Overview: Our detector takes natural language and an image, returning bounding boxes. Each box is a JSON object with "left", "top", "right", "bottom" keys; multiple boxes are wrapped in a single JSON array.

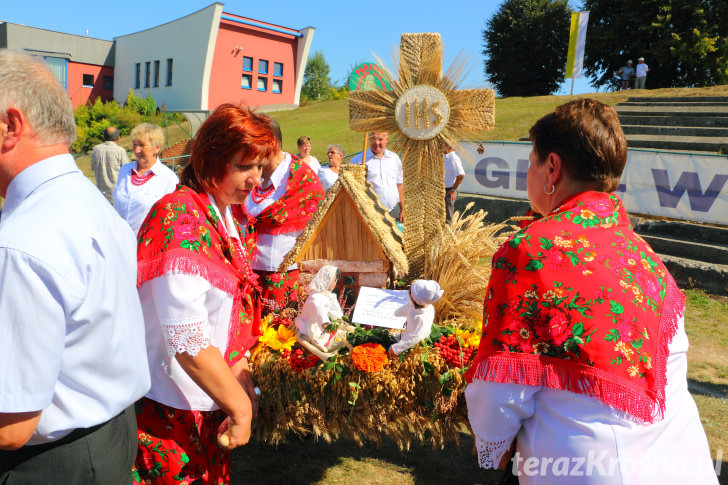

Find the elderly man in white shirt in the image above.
[
  {"left": 350, "top": 132, "right": 404, "bottom": 222},
  {"left": 0, "top": 49, "right": 150, "bottom": 483}
]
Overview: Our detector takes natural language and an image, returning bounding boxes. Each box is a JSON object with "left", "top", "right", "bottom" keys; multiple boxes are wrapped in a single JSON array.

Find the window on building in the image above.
[
  {"left": 145, "top": 62, "right": 151, "bottom": 88},
  {"left": 82, "top": 74, "right": 94, "bottom": 87},
  {"left": 272, "top": 79, "right": 282, "bottom": 94},
  {"left": 273, "top": 62, "right": 283, "bottom": 77},
  {"left": 242, "top": 56, "right": 253, "bottom": 72},
  {"left": 257, "top": 77, "right": 267, "bottom": 91},
  {"left": 241, "top": 74, "right": 252, "bottom": 90},
  {"left": 135, "top": 63, "right": 141, "bottom": 89},
  {"left": 44, "top": 57, "right": 67, "bottom": 89},
  {"left": 166, "top": 58, "right": 173, "bottom": 86},
  {"left": 258, "top": 59, "right": 268, "bottom": 75},
  {"left": 154, "top": 60, "right": 160, "bottom": 87},
  {"left": 102, "top": 76, "right": 113, "bottom": 90}
]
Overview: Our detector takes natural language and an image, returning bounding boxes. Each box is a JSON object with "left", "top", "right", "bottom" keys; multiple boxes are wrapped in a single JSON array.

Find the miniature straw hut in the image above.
[{"left": 278, "top": 164, "right": 408, "bottom": 304}]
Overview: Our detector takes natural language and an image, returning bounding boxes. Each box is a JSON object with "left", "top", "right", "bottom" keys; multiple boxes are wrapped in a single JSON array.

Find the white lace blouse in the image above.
[{"left": 465, "top": 315, "right": 718, "bottom": 484}]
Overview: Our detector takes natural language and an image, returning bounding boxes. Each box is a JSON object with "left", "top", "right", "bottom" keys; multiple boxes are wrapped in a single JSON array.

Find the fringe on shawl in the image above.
[
  {"left": 138, "top": 249, "right": 257, "bottom": 365},
  {"left": 467, "top": 276, "right": 685, "bottom": 424}
]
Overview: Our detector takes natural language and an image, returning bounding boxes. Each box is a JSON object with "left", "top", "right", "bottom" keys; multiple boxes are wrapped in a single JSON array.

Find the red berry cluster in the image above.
[
  {"left": 281, "top": 348, "right": 319, "bottom": 372},
  {"left": 434, "top": 335, "right": 475, "bottom": 368}
]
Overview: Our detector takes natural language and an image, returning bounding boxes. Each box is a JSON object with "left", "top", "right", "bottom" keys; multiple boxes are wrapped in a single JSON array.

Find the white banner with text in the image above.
[{"left": 457, "top": 142, "right": 728, "bottom": 226}]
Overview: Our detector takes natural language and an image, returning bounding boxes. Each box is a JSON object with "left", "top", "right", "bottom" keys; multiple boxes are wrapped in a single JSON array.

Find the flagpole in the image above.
[{"left": 570, "top": 77, "right": 574, "bottom": 96}]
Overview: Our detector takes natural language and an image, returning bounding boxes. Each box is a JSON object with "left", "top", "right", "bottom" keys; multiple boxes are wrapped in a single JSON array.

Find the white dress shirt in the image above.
[
  {"left": 139, "top": 195, "right": 241, "bottom": 411},
  {"left": 0, "top": 154, "right": 150, "bottom": 444},
  {"left": 317, "top": 167, "right": 340, "bottom": 191},
  {"left": 244, "top": 153, "right": 301, "bottom": 272},
  {"left": 444, "top": 151, "right": 465, "bottom": 187},
  {"left": 114, "top": 158, "right": 179, "bottom": 236},
  {"left": 465, "top": 315, "right": 717, "bottom": 484},
  {"left": 390, "top": 301, "right": 435, "bottom": 355},
  {"left": 350, "top": 149, "right": 403, "bottom": 211}
]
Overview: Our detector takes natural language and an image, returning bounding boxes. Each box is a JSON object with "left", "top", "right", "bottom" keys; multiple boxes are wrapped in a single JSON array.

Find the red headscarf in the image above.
[
  {"left": 137, "top": 186, "right": 260, "bottom": 366},
  {"left": 466, "top": 191, "right": 683, "bottom": 423}
]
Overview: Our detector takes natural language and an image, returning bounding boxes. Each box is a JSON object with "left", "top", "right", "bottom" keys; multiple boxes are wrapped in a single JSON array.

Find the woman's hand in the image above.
[
  {"left": 230, "top": 357, "right": 259, "bottom": 420},
  {"left": 216, "top": 414, "right": 251, "bottom": 451}
]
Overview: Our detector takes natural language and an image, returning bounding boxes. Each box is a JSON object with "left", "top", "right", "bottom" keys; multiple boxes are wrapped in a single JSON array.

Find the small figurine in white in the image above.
[
  {"left": 388, "top": 279, "right": 444, "bottom": 356},
  {"left": 295, "top": 265, "right": 349, "bottom": 359}
]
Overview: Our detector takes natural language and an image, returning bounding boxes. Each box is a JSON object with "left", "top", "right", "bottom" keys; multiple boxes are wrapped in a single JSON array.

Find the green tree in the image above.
[
  {"left": 302, "top": 51, "right": 332, "bottom": 101},
  {"left": 483, "top": 0, "right": 572, "bottom": 97},
  {"left": 583, "top": 0, "right": 728, "bottom": 89}
]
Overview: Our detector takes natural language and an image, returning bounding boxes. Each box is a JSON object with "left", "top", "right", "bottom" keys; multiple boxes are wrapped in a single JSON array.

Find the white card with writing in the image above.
[{"left": 351, "top": 287, "right": 409, "bottom": 329}]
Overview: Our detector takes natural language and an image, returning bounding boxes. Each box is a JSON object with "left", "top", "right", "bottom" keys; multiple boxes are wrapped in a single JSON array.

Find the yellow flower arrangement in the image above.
[{"left": 258, "top": 314, "right": 297, "bottom": 352}]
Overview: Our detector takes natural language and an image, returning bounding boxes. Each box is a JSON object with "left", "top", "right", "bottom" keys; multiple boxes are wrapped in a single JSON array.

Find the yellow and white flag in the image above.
[{"left": 565, "top": 11, "right": 589, "bottom": 78}]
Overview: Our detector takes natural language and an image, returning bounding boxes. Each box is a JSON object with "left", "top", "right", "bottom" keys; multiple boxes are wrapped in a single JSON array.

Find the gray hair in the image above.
[
  {"left": 0, "top": 49, "right": 76, "bottom": 147},
  {"left": 327, "top": 143, "right": 344, "bottom": 156},
  {"left": 130, "top": 123, "right": 165, "bottom": 149}
]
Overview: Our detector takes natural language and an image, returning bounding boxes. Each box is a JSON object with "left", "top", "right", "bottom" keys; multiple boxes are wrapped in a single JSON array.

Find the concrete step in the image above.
[
  {"left": 634, "top": 220, "right": 728, "bottom": 245},
  {"left": 639, "top": 234, "right": 728, "bottom": 265},
  {"left": 625, "top": 134, "right": 728, "bottom": 153},
  {"left": 626, "top": 97, "right": 728, "bottom": 103},
  {"left": 618, "top": 115, "right": 728, "bottom": 127},
  {"left": 615, "top": 105, "right": 728, "bottom": 116},
  {"left": 621, "top": 125, "right": 728, "bottom": 137},
  {"left": 658, "top": 254, "right": 728, "bottom": 295},
  {"left": 622, "top": 101, "right": 728, "bottom": 107}
]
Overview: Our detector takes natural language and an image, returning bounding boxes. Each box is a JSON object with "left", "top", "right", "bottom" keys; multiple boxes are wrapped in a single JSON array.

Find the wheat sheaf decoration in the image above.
[{"left": 349, "top": 33, "right": 495, "bottom": 279}]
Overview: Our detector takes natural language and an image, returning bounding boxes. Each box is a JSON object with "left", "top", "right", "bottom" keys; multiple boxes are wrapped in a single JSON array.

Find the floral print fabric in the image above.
[
  {"left": 133, "top": 397, "right": 229, "bottom": 485},
  {"left": 466, "top": 191, "right": 683, "bottom": 423},
  {"left": 137, "top": 186, "right": 260, "bottom": 366}
]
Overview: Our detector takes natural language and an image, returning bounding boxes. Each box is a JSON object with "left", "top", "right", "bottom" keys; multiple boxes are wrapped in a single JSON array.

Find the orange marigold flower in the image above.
[{"left": 351, "top": 343, "right": 389, "bottom": 373}]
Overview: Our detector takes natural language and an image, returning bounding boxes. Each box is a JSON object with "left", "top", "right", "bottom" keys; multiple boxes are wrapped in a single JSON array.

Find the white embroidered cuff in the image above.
[
  {"left": 474, "top": 435, "right": 515, "bottom": 470},
  {"left": 162, "top": 318, "right": 216, "bottom": 358}
]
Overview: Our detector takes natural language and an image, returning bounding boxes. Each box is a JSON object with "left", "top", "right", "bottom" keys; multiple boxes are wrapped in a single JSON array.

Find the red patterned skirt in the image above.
[
  {"left": 133, "top": 397, "right": 229, "bottom": 485},
  {"left": 256, "top": 269, "right": 299, "bottom": 317}
]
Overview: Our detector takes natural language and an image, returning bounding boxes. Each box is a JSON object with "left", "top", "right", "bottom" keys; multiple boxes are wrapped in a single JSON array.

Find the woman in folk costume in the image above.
[
  {"left": 244, "top": 118, "right": 324, "bottom": 316},
  {"left": 465, "top": 99, "right": 717, "bottom": 485},
  {"left": 133, "top": 105, "right": 278, "bottom": 484}
]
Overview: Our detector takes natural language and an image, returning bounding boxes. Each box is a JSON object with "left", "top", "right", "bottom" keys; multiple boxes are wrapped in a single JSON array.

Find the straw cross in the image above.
[{"left": 349, "top": 33, "right": 495, "bottom": 279}]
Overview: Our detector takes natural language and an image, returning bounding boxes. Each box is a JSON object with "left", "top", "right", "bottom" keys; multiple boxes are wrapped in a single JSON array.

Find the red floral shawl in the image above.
[
  {"left": 245, "top": 155, "right": 324, "bottom": 237},
  {"left": 465, "top": 191, "right": 683, "bottom": 423},
  {"left": 137, "top": 186, "right": 260, "bottom": 367}
]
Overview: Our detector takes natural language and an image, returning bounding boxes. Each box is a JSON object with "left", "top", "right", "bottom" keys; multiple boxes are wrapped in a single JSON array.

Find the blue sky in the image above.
[{"left": 2, "top": 1, "right": 594, "bottom": 95}]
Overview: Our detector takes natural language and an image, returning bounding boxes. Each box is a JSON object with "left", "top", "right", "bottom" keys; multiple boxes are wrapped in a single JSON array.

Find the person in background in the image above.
[
  {"left": 245, "top": 119, "right": 324, "bottom": 317},
  {"left": 91, "top": 125, "right": 129, "bottom": 203},
  {"left": 296, "top": 135, "right": 321, "bottom": 173},
  {"left": 635, "top": 57, "right": 649, "bottom": 89},
  {"left": 114, "top": 123, "right": 178, "bottom": 235},
  {"left": 618, "top": 59, "right": 634, "bottom": 90},
  {"left": 444, "top": 143, "right": 465, "bottom": 225},
  {"left": 318, "top": 143, "right": 344, "bottom": 191},
  {"left": 350, "top": 132, "right": 404, "bottom": 222},
  {"left": 133, "top": 104, "right": 276, "bottom": 484},
  {"left": 0, "top": 49, "right": 150, "bottom": 483},
  {"left": 465, "top": 99, "right": 716, "bottom": 484}
]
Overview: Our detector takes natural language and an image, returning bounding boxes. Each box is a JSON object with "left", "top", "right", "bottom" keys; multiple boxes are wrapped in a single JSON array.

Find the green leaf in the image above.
[
  {"left": 610, "top": 300, "right": 624, "bottom": 315},
  {"left": 604, "top": 329, "right": 620, "bottom": 342},
  {"left": 525, "top": 259, "right": 544, "bottom": 271},
  {"left": 572, "top": 322, "right": 584, "bottom": 336},
  {"left": 322, "top": 361, "right": 336, "bottom": 371}
]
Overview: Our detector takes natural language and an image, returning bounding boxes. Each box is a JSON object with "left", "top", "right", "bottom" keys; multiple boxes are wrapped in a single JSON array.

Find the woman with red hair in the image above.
[{"left": 133, "top": 104, "right": 278, "bottom": 484}]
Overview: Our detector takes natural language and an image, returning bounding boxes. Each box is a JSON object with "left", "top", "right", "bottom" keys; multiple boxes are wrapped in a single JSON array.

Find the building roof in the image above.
[
  {"left": 278, "top": 163, "right": 409, "bottom": 275},
  {"left": 160, "top": 138, "right": 194, "bottom": 160}
]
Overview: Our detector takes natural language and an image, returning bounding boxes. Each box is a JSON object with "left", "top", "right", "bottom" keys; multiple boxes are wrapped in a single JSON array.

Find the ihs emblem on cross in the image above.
[{"left": 349, "top": 32, "right": 496, "bottom": 278}]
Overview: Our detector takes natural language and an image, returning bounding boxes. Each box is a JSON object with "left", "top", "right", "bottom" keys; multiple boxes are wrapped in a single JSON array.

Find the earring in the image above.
[{"left": 544, "top": 184, "right": 555, "bottom": 195}]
